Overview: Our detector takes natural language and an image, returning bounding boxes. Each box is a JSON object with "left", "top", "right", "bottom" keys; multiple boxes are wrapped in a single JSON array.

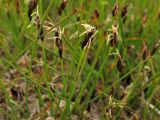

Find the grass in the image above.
[{"left": 0, "top": 0, "right": 160, "bottom": 120}]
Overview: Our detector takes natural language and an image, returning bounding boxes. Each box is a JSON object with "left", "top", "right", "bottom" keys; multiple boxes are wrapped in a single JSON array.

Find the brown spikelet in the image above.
[
  {"left": 110, "top": 34, "right": 118, "bottom": 47},
  {"left": 39, "top": 28, "right": 44, "bottom": 41},
  {"left": 34, "top": 16, "right": 44, "bottom": 41},
  {"left": 58, "top": 0, "right": 68, "bottom": 15},
  {"left": 112, "top": 3, "right": 118, "bottom": 17},
  {"left": 77, "top": 16, "right": 80, "bottom": 21},
  {"left": 72, "top": 8, "right": 78, "bottom": 15},
  {"left": 142, "top": 10, "right": 147, "bottom": 25},
  {"left": 151, "top": 41, "right": 160, "bottom": 56},
  {"left": 91, "top": 9, "right": 99, "bottom": 20},
  {"left": 121, "top": 5, "right": 128, "bottom": 18},
  {"left": 109, "top": 25, "right": 118, "bottom": 47},
  {"left": 55, "top": 31, "right": 63, "bottom": 58},
  {"left": 28, "top": 0, "right": 38, "bottom": 21},
  {"left": 121, "top": 5, "right": 128, "bottom": 23},
  {"left": 15, "top": 0, "right": 20, "bottom": 14},
  {"left": 117, "top": 54, "right": 125, "bottom": 72},
  {"left": 140, "top": 42, "right": 148, "bottom": 60},
  {"left": 11, "top": 88, "right": 24, "bottom": 101},
  {"left": 158, "top": 12, "right": 160, "bottom": 20},
  {"left": 81, "top": 28, "right": 96, "bottom": 49}
]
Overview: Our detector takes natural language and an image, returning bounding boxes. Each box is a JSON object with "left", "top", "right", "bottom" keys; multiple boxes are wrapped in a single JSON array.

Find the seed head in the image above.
[
  {"left": 15, "top": 0, "right": 20, "bottom": 14},
  {"left": 121, "top": 5, "right": 128, "bottom": 18},
  {"left": 112, "top": 3, "right": 118, "bottom": 17},
  {"left": 140, "top": 42, "right": 148, "bottom": 60},
  {"left": 27, "top": 6, "right": 44, "bottom": 41},
  {"left": 151, "top": 40, "right": 160, "bottom": 56},
  {"left": 108, "top": 25, "right": 119, "bottom": 47},
  {"left": 80, "top": 24, "right": 97, "bottom": 49},
  {"left": 91, "top": 9, "right": 99, "bottom": 20},
  {"left": 54, "top": 27, "right": 64, "bottom": 58},
  {"left": 28, "top": 0, "right": 38, "bottom": 21},
  {"left": 58, "top": 0, "right": 68, "bottom": 15}
]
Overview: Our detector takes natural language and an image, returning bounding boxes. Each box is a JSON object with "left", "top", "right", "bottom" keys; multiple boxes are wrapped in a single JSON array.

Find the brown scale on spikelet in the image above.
[
  {"left": 15, "top": 0, "right": 20, "bottom": 14},
  {"left": 117, "top": 54, "right": 125, "bottom": 72},
  {"left": 33, "top": 15, "right": 44, "bottom": 41},
  {"left": 142, "top": 10, "right": 148, "bottom": 25},
  {"left": 158, "top": 12, "right": 160, "bottom": 20},
  {"left": 80, "top": 24, "right": 97, "bottom": 49},
  {"left": 81, "top": 28, "right": 95, "bottom": 49},
  {"left": 54, "top": 28, "right": 64, "bottom": 59},
  {"left": 121, "top": 5, "right": 128, "bottom": 18},
  {"left": 112, "top": 3, "right": 118, "bottom": 17},
  {"left": 108, "top": 25, "right": 119, "bottom": 47},
  {"left": 58, "top": 0, "right": 68, "bottom": 15},
  {"left": 151, "top": 40, "right": 160, "bottom": 56},
  {"left": 121, "top": 5, "right": 128, "bottom": 23},
  {"left": 28, "top": 0, "right": 38, "bottom": 21},
  {"left": 91, "top": 9, "right": 99, "bottom": 20},
  {"left": 27, "top": 8, "right": 44, "bottom": 41},
  {"left": 139, "top": 42, "right": 148, "bottom": 60}
]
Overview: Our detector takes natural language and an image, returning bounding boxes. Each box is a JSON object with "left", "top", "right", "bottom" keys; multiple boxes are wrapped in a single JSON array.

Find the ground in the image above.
[{"left": 0, "top": 0, "right": 160, "bottom": 120}]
